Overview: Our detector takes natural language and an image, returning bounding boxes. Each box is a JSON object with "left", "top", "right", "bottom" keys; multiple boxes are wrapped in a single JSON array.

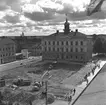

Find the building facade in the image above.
[
  {"left": 0, "top": 38, "right": 16, "bottom": 64},
  {"left": 42, "top": 18, "right": 93, "bottom": 63},
  {"left": 29, "top": 43, "right": 42, "bottom": 56}
]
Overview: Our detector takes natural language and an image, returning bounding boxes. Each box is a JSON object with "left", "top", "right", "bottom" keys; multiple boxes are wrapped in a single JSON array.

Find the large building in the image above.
[
  {"left": 0, "top": 37, "right": 16, "bottom": 64},
  {"left": 42, "top": 18, "right": 93, "bottom": 63}
]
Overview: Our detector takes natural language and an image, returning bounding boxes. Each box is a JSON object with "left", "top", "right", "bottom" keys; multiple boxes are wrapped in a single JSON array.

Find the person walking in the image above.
[
  {"left": 72, "top": 88, "right": 76, "bottom": 96},
  {"left": 84, "top": 74, "right": 88, "bottom": 84},
  {"left": 68, "top": 94, "right": 72, "bottom": 105},
  {"left": 67, "top": 91, "right": 72, "bottom": 105}
]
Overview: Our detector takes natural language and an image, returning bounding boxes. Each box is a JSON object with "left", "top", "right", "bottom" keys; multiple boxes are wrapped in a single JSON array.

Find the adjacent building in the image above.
[
  {"left": 29, "top": 43, "right": 42, "bottom": 56},
  {"left": 42, "top": 18, "right": 93, "bottom": 63},
  {"left": 0, "top": 37, "right": 16, "bottom": 64}
]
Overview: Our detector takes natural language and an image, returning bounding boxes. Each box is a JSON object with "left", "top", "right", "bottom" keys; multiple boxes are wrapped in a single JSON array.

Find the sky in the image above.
[{"left": 0, "top": 0, "right": 106, "bottom": 36}]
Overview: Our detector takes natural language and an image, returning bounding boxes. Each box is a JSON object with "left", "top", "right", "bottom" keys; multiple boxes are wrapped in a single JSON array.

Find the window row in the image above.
[
  {"left": 0, "top": 53, "right": 14, "bottom": 57},
  {"left": 65, "top": 55, "right": 83, "bottom": 60},
  {"left": 0, "top": 47, "right": 14, "bottom": 52},
  {"left": 45, "top": 54, "right": 83, "bottom": 60},
  {"left": 44, "top": 47, "right": 84, "bottom": 52},
  {"left": 44, "top": 41, "right": 84, "bottom": 46}
]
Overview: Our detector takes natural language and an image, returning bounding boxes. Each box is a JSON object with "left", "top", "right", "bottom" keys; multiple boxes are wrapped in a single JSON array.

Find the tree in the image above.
[
  {"left": 102, "top": 40, "right": 106, "bottom": 53},
  {"left": 93, "top": 37, "right": 104, "bottom": 54},
  {"left": 92, "top": 34, "right": 97, "bottom": 42},
  {"left": 0, "top": 91, "right": 3, "bottom": 104}
]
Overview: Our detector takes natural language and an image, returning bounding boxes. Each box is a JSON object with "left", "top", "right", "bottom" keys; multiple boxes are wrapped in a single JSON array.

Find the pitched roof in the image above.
[
  {"left": 0, "top": 38, "right": 15, "bottom": 47},
  {"left": 43, "top": 31, "right": 87, "bottom": 40}
]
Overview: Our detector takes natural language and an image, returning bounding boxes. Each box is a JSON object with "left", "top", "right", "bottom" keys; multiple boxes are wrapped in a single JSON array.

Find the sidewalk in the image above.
[{"left": 50, "top": 60, "right": 106, "bottom": 105}]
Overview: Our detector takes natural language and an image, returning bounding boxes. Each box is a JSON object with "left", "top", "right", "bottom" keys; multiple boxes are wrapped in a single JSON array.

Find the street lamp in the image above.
[
  {"left": 41, "top": 71, "right": 52, "bottom": 105},
  {"left": 45, "top": 75, "right": 52, "bottom": 105}
]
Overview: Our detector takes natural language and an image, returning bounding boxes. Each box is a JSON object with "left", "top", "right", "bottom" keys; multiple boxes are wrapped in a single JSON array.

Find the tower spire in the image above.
[
  {"left": 65, "top": 13, "right": 68, "bottom": 22},
  {"left": 64, "top": 14, "right": 70, "bottom": 34}
]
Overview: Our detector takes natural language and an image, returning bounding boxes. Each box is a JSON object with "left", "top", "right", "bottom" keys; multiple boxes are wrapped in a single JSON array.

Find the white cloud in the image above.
[
  {"left": 0, "top": 12, "right": 5, "bottom": 19},
  {"left": 36, "top": 0, "right": 91, "bottom": 13},
  {"left": 1, "top": 0, "right": 106, "bottom": 36},
  {"left": 37, "top": 0, "right": 63, "bottom": 11},
  {"left": 22, "top": 4, "right": 44, "bottom": 12}
]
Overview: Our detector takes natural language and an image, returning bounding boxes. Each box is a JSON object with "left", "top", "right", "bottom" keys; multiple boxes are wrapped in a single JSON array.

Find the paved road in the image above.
[{"left": 0, "top": 56, "right": 42, "bottom": 72}]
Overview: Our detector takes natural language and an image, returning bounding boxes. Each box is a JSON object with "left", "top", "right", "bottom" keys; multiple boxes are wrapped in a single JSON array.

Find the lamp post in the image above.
[
  {"left": 41, "top": 70, "right": 52, "bottom": 105},
  {"left": 45, "top": 80, "right": 48, "bottom": 105},
  {"left": 45, "top": 75, "right": 52, "bottom": 105}
]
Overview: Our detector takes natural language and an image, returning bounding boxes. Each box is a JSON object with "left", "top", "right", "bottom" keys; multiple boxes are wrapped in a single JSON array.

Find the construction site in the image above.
[{"left": 0, "top": 59, "right": 100, "bottom": 105}]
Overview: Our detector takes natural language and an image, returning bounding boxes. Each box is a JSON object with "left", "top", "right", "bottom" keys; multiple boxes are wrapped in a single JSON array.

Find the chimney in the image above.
[
  {"left": 75, "top": 29, "right": 78, "bottom": 32},
  {"left": 74, "top": 29, "right": 78, "bottom": 36},
  {"left": 56, "top": 30, "right": 59, "bottom": 34}
]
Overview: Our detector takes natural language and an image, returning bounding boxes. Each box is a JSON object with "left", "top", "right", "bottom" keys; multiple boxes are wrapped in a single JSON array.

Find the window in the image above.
[
  {"left": 45, "top": 41, "right": 46, "bottom": 45},
  {"left": 66, "top": 48, "right": 68, "bottom": 52},
  {"left": 70, "top": 55, "right": 72, "bottom": 59},
  {"left": 81, "top": 41, "right": 83, "bottom": 45},
  {"left": 48, "top": 41, "right": 50, "bottom": 45},
  {"left": 81, "top": 48, "right": 83, "bottom": 52},
  {"left": 70, "top": 48, "right": 73, "bottom": 52},
  {"left": 57, "top": 41, "right": 59, "bottom": 45},
  {"left": 61, "top": 54, "right": 64, "bottom": 59},
  {"left": 71, "top": 41, "right": 73, "bottom": 45},
  {"left": 45, "top": 47, "right": 47, "bottom": 51},
  {"left": 66, "top": 41, "right": 68, "bottom": 45},
  {"left": 57, "top": 48, "right": 59, "bottom": 52},
  {"left": 53, "top": 41, "right": 55, "bottom": 45},
  {"left": 53, "top": 47, "right": 55, "bottom": 51},
  {"left": 62, "top": 41, "right": 64, "bottom": 45},
  {"left": 76, "top": 41, "right": 78, "bottom": 45},
  {"left": 76, "top": 48, "right": 78, "bottom": 52},
  {"left": 81, "top": 56, "right": 83, "bottom": 59},
  {"left": 49, "top": 47, "right": 51, "bottom": 51},
  {"left": 76, "top": 56, "right": 78, "bottom": 59}
]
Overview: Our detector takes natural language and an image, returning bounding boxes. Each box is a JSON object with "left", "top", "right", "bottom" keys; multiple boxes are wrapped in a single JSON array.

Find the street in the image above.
[{"left": 0, "top": 56, "right": 42, "bottom": 72}]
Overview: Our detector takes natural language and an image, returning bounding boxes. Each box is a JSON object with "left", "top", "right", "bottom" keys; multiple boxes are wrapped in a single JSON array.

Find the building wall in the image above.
[
  {"left": 42, "top": 36, "right": 92, "bottom": 63},
  {"left": 0, "top": 43, "right": 16, "bottom": 64},
  {"left": 86, "top": 38, "right": 93, "bottom": 61},
  {"left": 29, "top": 45, "right": 42, "bottom": 56}
]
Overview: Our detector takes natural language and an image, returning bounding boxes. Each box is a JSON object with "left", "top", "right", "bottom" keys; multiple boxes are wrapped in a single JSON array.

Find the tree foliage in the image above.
[
  {"left": 93, "top": 37, "right": 105, "bottom": 54},
  {"left": 102, "top": 40, "right": 106, "bottom": 53}
]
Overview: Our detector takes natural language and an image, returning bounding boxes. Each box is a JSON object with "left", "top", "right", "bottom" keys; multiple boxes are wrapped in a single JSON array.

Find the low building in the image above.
[
  {"left": 21, "top": 49, "right": 29, "bottom": 59},
  {"left": 42, "top": 17, "right": 93, "bottom": 63},
  {"left": 0, "top": 38, "right": 16, "bottom": 64},
  {"left": 29, "top": 43, "right": 42, "bottom": 56}
]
